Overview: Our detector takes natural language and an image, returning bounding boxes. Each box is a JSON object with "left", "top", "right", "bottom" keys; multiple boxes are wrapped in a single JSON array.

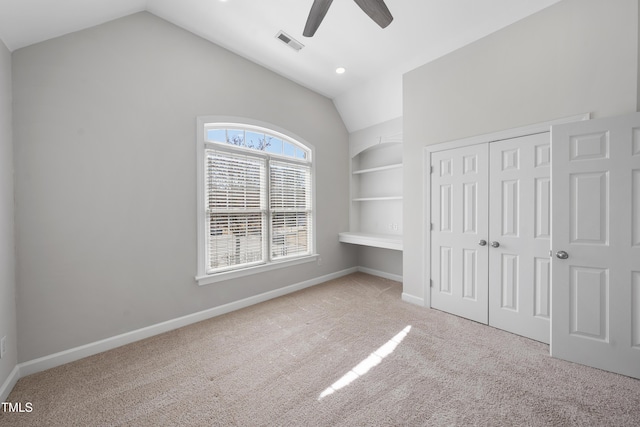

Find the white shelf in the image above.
[
  {"left": 353, "top": 163, "right": 403, "bottom": 175},
  {"left": 338, "top": 232, "right": 403, "bottom": 251},
  {"left": 345, "top": 126, "right": 403, "bottom": 252},
  {"left": 353, "top": 196, "right": 403, "bottom": 202}
]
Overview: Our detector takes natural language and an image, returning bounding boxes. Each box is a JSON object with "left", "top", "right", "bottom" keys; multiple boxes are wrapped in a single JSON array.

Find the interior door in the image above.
[
  {"left": 431, "top": 144, "right": 489, "bottom": 323},
  {"left": 551, "top": 112, "right": 640, "bottom": 379},
  {"left": 489, "top": 133, "right": 551, "bottom": 343}
]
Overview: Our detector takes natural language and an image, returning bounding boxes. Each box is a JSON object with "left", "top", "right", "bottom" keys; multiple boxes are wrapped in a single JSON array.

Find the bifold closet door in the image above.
[
  {"left": 431, "top": 144, "right": 489, "bottom": 324},
  {"left": 488, "top": 133, "right": 551, "bottom": 344}
]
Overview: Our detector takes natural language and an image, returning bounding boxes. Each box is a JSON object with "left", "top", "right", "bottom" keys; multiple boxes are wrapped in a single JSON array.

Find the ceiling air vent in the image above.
[{"left": 276, "top": 31, "right": 304, "bottom": 52}]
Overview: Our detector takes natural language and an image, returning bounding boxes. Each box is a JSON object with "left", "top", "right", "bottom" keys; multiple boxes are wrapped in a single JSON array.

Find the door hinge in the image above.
[
  {"left": 430, "top": 223, "right": 434, "bottom": 231},
  {"left": 430, "top": 279, "right": 434, "bottom": 288},
  {"left": 549, "top": 250, "right": 553, "bottom": 257},
  {"left": 430, "top": 166, "right": 434, "bottom": 174}
]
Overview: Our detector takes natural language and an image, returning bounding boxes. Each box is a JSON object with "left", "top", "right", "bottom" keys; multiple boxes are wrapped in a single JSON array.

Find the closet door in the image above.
[
  {"left": 431, "top": 144, "right": 489, "bottom": 323},
  {"left": 488, "top": 133, "right": 551, "bottom": 343}
]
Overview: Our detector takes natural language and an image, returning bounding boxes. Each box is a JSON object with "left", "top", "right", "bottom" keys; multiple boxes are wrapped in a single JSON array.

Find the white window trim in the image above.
[
  {"left": 196, "top": 116, "right": 318, "bottom": 286},
  {"left": 196, "top": 254, "right": 319, "bottom": 285}
]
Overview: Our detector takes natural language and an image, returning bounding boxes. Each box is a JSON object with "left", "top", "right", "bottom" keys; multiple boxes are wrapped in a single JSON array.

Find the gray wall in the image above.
[
  {"left": 403, "top": 0, "right": 639, "bottom": 302},
  {"left": 358, "top": 246, "right": 402, "bottom": 279},
  {"left": 13, "top": 12, "right": 356, "bottom": 362},
  {"left": 0, "top": 38, "right": 17, "bottom": 387}
]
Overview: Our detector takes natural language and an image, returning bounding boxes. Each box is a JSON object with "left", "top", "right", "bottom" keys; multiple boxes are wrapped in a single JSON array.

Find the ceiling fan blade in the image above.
[
  {"left": 303, "top": 0, "right": 334, "bottom": 37},
  {"left": 352, "top": 0, "right": 393, "bottom": 29}
]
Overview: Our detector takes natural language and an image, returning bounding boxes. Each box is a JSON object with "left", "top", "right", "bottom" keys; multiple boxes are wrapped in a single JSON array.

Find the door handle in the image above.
[
  {"left": 479, "top": 240, "right": 487, "bottom": 246},
  {"left": 556, "top": 250, "right": 569, "bottom": 260},
  {"left": 491, "top": 241, "right": 500, "bottom": 248}
]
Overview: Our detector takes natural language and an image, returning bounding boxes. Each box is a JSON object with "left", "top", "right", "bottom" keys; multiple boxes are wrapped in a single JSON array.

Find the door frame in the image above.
[{"left": 423, "top": 113, "right": 590, "bottom": 309}]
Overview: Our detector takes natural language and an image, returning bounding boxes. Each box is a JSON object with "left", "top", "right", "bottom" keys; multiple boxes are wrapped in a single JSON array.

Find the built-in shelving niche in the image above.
[{"left": 339, "top": 128, "right": 403, "bottom": 251}]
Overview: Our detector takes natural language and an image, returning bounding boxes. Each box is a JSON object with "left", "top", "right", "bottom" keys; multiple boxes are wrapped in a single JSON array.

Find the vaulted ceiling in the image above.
[{"left": 0, "top": 0, "right": 562, "bottom": 131}]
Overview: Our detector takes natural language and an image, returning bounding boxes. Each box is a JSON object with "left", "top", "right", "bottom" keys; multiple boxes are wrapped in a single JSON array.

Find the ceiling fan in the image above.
[{"left": 303, "top": 0, "right": 394, "bottom": 37}]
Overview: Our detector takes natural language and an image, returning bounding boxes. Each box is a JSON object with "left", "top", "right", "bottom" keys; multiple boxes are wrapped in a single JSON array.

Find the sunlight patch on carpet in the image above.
[{"left": 318, "top": 325, "right": 412, "bottom": 400}]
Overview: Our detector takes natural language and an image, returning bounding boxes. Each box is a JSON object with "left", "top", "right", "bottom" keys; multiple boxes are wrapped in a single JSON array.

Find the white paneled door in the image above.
[
  {"left": 489, "top": 133, "right": 551, "bottom": 343},
  {"left": 430, "top": 133, "right": 552, "bottom": 343},
  {"left": 431, "top": 144, "right": 489, "bottom": 324},
  {"left": 551, "top": 112, "right": 640, "bottom": 379}
]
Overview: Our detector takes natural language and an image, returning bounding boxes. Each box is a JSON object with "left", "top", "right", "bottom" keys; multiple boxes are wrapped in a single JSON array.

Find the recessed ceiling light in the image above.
[{"left": 336, "top": 67, "right": 346, "bottom": 74}]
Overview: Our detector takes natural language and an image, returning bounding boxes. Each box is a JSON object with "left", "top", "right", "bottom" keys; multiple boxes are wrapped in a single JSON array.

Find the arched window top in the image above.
[{"left": 204, "top": 123, "right": 311, "bottom": 162}]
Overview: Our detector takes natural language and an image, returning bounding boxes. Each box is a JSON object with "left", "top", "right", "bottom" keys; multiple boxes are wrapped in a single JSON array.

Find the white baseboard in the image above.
[
  {"left": 0, "top": 365, "right": 20, "bottom": 402},
  {"left": 402, "top": 292, "right": 425, "bottom": 307},
  {"left": 18, "top": 267, "right": 359, "bottom": 378},
  {"left": 357, "top": 266, "right": 403, "bottom": 283}
]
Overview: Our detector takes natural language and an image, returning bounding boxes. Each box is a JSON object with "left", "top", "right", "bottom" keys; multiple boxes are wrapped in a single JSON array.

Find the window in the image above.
[{"left": 196, "top": 118, "right": 316, "bottom": 285}]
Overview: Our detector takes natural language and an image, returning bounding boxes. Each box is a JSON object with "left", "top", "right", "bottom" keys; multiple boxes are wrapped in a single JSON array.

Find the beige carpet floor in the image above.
[{"left": 2, "top": 272, "right": 640, "bottom": 426}]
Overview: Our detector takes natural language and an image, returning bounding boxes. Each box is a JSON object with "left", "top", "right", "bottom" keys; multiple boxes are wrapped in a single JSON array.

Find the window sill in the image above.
[{"left": 196, "top": 254, "right": 319, "bottom": 286}]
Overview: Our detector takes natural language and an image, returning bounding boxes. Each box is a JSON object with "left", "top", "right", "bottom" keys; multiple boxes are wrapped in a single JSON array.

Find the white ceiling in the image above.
[{"left": 0, "top": 0, "right": 562, "bottom": 132}]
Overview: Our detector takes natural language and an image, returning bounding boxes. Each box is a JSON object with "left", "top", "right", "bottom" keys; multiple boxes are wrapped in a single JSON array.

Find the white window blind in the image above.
[
  {"left": 197, "top": 119, "right": 315, "bottom": 283},
  {"left": 206, "top": 150, "right": 266, "bottom": 273},
  {"left": 269, "top": 160, "right": 312, "bottom": 260}
]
